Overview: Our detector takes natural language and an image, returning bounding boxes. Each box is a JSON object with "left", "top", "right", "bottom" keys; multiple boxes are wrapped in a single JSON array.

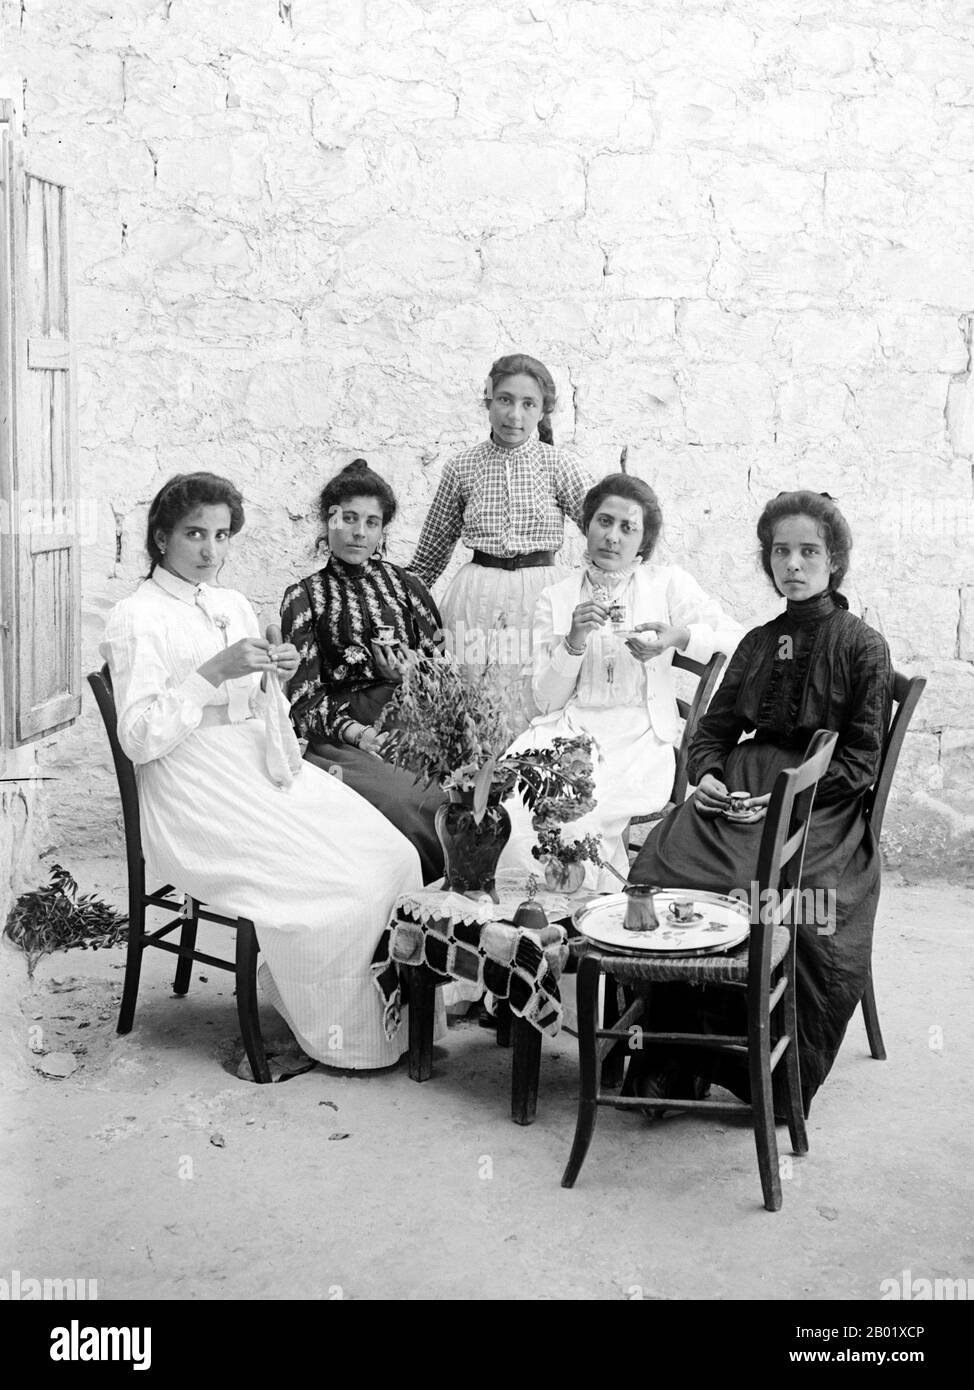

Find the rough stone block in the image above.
[
  {"left": 336, "top": 221, "right": 480, "bottom": 300},
  {"left": 773, "top": 311, "right": 878, "bottom": 370},
  {"left": 878, "top": 313, "right": 970, "bottom": 374},
  {"left": 313, "top": 74, "right": 457, "bottom": 142},
  {"left": 24, "top": 49, "right": 124, "bottom": 120},
  {"left": 706, "top": 160, "right": 823, "bottom": 239},
  {"left": 774, "top": 374, "right": 853, "bottom": 444},
  {"left": 481, "top": 225, "right": 604, "bottom": 297},
  {"left": 941, "top": 729, "right": 974, "bottom": 793},
  {"left": 858, "top": 246, "right": 974, "bottom": 311},
  {"left": 154, "top": 133, "right": 266, "bottom": 200},
  {"left": 588, "top": 152, "right": 708, "bottom": 230},
  {"left": 946, "top": 371, "right": 974, "bottom": 459},
  {"left": 677, "top": 301, "right": 779, "bottom": 362},
  {"left": 599, "top": 299, "right": 676, "bottom": 352},
  {"left": 571, "top": 362, "right": 681, "bottom": 437},
  {"left": 824, "top": 169, "right": 909, "bottom": 233},
  {"left": 908, "top": 660, "right": 974, "bottom": 730},
  {"left": 960, "top": 589, "right": 974, "bottom": 660},
  {"left": 122, "top": 56, "right": 228, "bottom": 132},
  {"left": 711, "top": 235, "right": 852, "bottom": 308},
  {"left": 545, "top": 74, "right": 656, "bottom": 147},
  {"left": 606, "top": 235, "right": 716, "bottom": 300},
  {"left": 416, "top": 143, "right": 585, "bottom": 230},
  {"left": 227, "top": 57, "right": 321, "bottom": 124},
  {"left": 685, "top": 363, "right": 774, "bottom": 446},
  {"left": 837, "top": 90, "right": 939, "bottom": 159},
  {"left": 852, "top": 373, "right": 950, "bottom": 452}
]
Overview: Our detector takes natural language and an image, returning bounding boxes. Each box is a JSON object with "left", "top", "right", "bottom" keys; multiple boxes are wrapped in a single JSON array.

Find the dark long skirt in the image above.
[
  {"left": 629, "top": 741, "right": 880, "bottom": 1110},
  {"left": 304, "top": 741, "right": 447, "bottom": 885}
]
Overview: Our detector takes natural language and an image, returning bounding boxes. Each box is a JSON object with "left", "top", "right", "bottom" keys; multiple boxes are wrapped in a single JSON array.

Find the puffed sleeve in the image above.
[
  {"left": 686, "top": 630, "right": 761, "bottom": 784},
  {"left": 553, "top": 450, "right": 594, "bottom": 532},
  {"left": 665, "top": 566, "right": 746, "bottom": 665},
  {"left": 408, "top": 458, "right": 465, "bottom": 588},
  {"left": 280, "top": 579, "right": 337, "bottom": 741},
  {"left": 532, "top": 586, "right": 584, "bottom": 715},
  {"left": 100, "top": 604, "right": 217, "bottom": 765},
  {"left": 815, "top": 626, "right": 894, "bottom": 807}
]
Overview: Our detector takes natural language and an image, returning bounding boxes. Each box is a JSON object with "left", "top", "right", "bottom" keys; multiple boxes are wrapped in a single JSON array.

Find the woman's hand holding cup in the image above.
[
  {"left": 693, "top": 773, "right": 733, "bottom": 817},
  {"left": 567, "top": 599, "right": 609, "bottom": 652}
]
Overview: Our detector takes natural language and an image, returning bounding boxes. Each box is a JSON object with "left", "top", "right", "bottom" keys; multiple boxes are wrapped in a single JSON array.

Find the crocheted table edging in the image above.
[{"left": 370, "top": 890, "right": 569, "bottom": 1040}]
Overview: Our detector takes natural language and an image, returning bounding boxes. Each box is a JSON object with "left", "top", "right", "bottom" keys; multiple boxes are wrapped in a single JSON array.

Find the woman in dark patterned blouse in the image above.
[
  {"left": 629, "top": 491, "right": 894, "bottom": 1114},
  {"left": 280, "top": 460, "right": 447, "bottom": 882}
]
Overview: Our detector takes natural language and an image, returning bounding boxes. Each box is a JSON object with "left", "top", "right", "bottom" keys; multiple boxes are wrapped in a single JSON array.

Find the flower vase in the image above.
[
  {"left": 435, "top": 791, "right": 511, "bottom": 902},
  {"left": 544, "top": 858, "right": 586, "bottom": 894}
]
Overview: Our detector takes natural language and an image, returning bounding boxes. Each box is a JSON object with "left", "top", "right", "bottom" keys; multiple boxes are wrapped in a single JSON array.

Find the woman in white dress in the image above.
[
  {"left": 100, "top": 472, "right": 423, "bottom": 1073},
  {"left": 498, "top": 473, "right": 745, "bottom": 891}
]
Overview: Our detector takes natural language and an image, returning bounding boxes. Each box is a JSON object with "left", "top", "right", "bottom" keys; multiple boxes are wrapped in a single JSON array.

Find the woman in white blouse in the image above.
[
  {"left": 100, "top": 472, "right": 422, "bottom": 1074},
  {"left": 498, "top": 473, "right": 745, "bottom": 890}
]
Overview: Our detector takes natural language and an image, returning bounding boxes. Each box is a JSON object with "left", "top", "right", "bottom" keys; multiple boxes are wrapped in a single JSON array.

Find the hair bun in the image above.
[{"left": 344, "top": 458, "right": 370, "bottom": 476}]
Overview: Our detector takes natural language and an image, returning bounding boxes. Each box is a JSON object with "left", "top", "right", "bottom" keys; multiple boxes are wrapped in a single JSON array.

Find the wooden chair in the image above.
[
  {"left": 625, "top": 650, "right": 726, "bottom": 849},
  {"left": 562, "top": 728, "right": 839, "bottom": 1212},
  {"left": 858, "top": 670, "right": 926, "bottom": 1060},
  {"left": 88, "top": 666, "right": 271, "bottom": 1083}
]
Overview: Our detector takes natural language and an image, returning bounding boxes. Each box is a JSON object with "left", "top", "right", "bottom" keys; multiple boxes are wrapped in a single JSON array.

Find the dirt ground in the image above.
[{"left": 2, "top": 855, "right": 972, "bottom": 1303}]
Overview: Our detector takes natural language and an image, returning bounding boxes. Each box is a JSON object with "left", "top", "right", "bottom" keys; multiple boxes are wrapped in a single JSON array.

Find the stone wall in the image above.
[{"left": 2, "top": 0, "right": 972, "bottom": 874}]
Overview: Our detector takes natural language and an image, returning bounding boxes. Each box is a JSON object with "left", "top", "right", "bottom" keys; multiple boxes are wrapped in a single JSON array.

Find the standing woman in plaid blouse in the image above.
[{"left": 409, "top": 353, "right": 593, "bottom": 735}]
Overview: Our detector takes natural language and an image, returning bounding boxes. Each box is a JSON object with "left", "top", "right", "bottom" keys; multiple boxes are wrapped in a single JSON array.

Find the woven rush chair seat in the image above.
[
  {"left": 88, "top": 665, "right": 272, "bottom": 1084},
  {"left": 576, "top": 923, "right": 790, "bottom": 988}
]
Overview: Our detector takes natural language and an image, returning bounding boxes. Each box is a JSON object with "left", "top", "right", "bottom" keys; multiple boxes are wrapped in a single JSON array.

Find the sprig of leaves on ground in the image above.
[{"left": 2, "top": 863, "right": 127, "bottom": 979}]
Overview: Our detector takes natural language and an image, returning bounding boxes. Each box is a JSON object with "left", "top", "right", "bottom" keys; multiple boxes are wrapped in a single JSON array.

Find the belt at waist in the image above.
[{"left": 471, "top": 549, "right": 555, "bottom": 571}]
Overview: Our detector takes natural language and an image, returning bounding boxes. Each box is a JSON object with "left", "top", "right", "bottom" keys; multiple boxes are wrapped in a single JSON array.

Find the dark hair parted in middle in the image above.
[
  {"left": 145, "top": 472, "right": 245, "bottom": 573},
  {"left": 581, "top": 473, "right": 663, "bottom": 560},
  {"left": 756, "top": 490, "right": 852, "bottom": 592},
  {"left": 484, "top": 353, "right": 558, "bottom": 446},
  {"left": 317, "top": 458, "right": 398, "bottom": 534}
]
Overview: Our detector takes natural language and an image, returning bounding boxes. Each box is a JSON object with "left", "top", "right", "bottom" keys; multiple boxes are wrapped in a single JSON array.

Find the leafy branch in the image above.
[{"left": 3, "top": 863, "right": 127, "bottom": 979}]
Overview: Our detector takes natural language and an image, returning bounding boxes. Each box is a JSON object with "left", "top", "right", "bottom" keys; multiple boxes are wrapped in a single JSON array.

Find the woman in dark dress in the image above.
[
  {"left": 629, "top": 491, "right": 893, "bottom": 1113},
  {"left": 280, "top": 459, "right": 447, "bottom": 883}
]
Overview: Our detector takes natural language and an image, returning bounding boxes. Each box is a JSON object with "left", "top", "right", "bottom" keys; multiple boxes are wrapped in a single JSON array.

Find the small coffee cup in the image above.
[
  {"left": 375, "top": 624, "right": 395, "bottom": 645},
  {"left": 727, "top": 792, "right": 750, "bottom": 816},
  {"left": 668, "top": 898, "right": 695, "bottom": 923}
]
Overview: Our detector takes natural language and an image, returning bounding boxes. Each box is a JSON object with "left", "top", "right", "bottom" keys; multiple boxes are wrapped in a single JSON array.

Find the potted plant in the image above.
[{"left": 378, "top": 651, "right": 597, "bottom": 898}]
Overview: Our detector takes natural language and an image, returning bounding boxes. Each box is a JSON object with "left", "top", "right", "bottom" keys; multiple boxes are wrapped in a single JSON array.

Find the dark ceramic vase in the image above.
[{"left": 435, "top": 792, "right": 512, "bottom": 901}]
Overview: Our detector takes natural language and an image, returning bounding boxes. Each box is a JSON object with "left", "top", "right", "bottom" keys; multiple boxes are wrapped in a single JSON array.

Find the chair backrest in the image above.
[
  {"left": 865, "top": 669, "right": 926, "bottom": 841},
  {"left": 87, "top": 665, "right": 144, "bottom": 890},
  {"left": 749, "top": 728, "right": 839, "bottom": 980},
  {"left": 670, "top": 650, "right": 726, "bottom": 806}
]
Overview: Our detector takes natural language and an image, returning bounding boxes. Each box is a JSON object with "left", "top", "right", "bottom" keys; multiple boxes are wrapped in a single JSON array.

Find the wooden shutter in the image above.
[{"left": 0, "top": 102, "right": 81, "bottom": 744}]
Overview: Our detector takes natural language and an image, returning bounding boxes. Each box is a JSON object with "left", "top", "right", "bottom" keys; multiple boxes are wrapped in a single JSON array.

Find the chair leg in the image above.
[
  {"left": 561, "top": 954, "right": 603, "bottom": 1189},
  {"left": 781, "top": 974, "right": 809, "bottom": 1157},
  {"left": 172, "top": 899, "right": 198, "bottom": 996},
  {"left": 116, "top": 886, "right": 146, "bottom": 1036},
  {"left": 511, "top": 1014, "right": 542, "bottom": 1126},
  {"left": 235, "top": 921, "right": 271, "bottom": 1084},
  {"left": 600, "top": 976, "right": 627, "bottom": 1089},
  {"left": 406, "top": 966, "right": 436, "bottom": 1082},
  {"left": 495, "top": 997, "right": 513, "bottom": 1048},
  {"left": 748, "top": 1004, "right": 782, "bottom": 1212},
  {"left": 860, "top": 970, "right": 887, "bottom": 1061}
]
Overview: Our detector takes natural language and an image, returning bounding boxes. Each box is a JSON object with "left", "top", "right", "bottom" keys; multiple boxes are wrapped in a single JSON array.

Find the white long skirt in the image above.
[
  {"left": 136, "top": 720, "right": 422, "bottom": 1069},
  {"left": 440, "top": 561, "right": 563, "bottom": 738},
  {"left": 497, "top": 703, "right": 676, "bottom": 892}
]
